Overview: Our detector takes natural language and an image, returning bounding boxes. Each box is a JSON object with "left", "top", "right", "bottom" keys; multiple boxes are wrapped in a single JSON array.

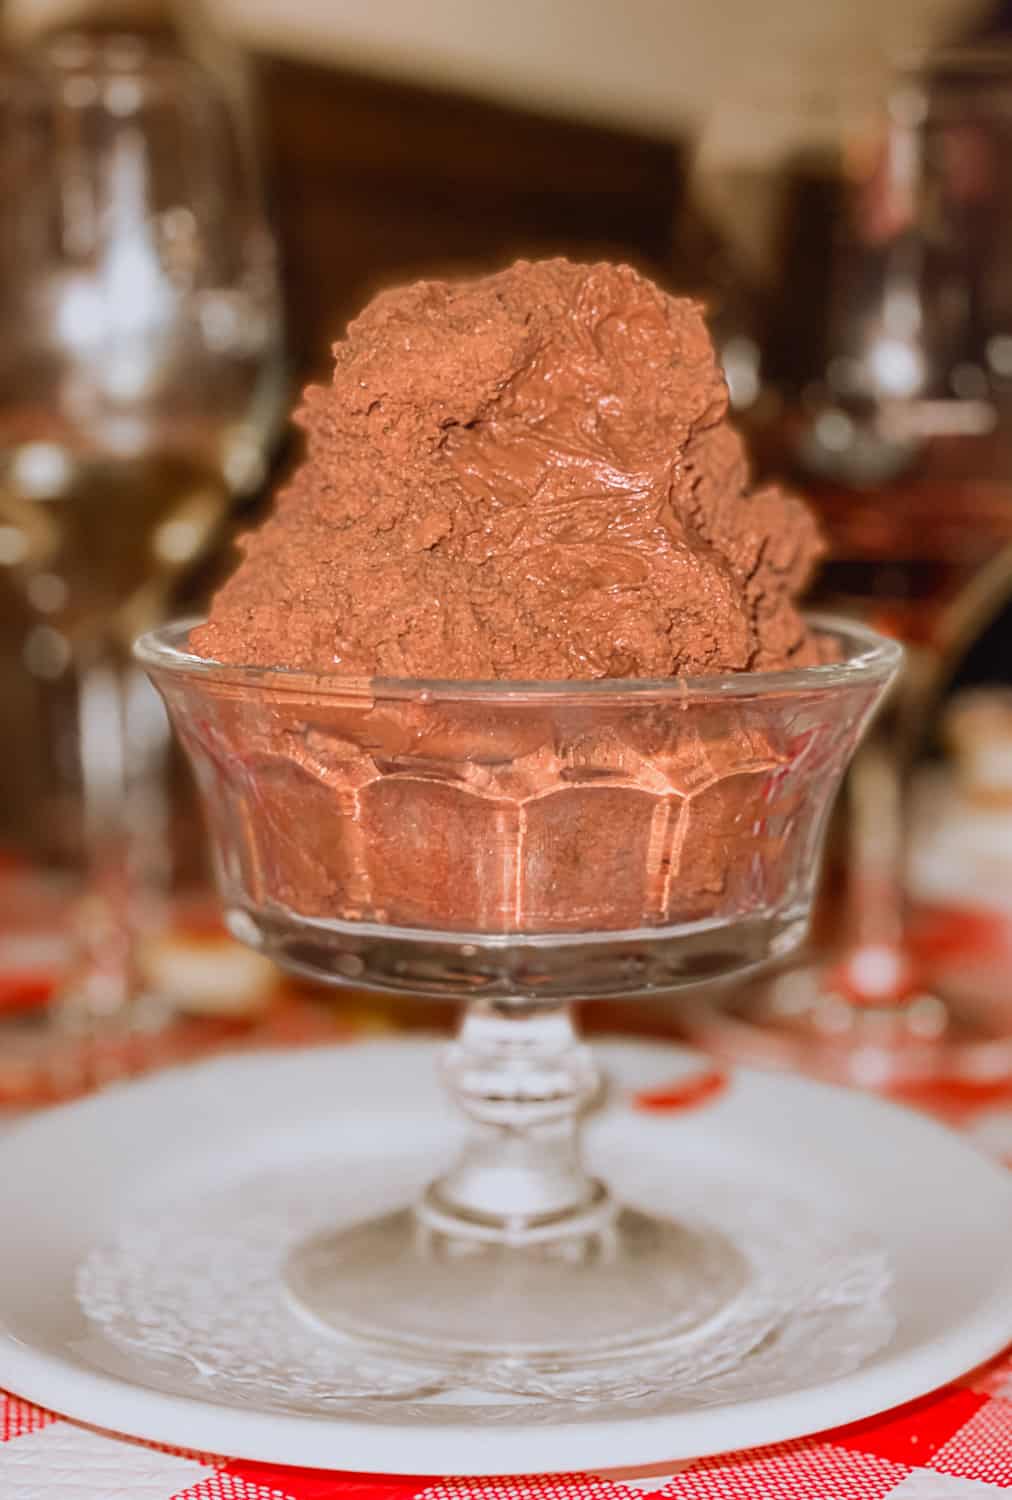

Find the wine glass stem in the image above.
[
  {"left": 423, "top": 1001, "right": 608, "bottom": 1242},
  {"left": 846, "top": 728, "right": 906, "bottom": 954},
  {"left": 59, "top": 650, "right": 170, "bottom": 1031}
]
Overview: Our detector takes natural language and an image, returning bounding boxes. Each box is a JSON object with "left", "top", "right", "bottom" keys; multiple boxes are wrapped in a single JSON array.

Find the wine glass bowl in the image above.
[
  {"left": 0, "top": 37, "right": 284, "bottom": 645},
  {"left": 138, "top": 616, "right": 898, "bottom": 1373},
  {"left": 139, "top": 617, "right": 898, "bottom": 1001}
]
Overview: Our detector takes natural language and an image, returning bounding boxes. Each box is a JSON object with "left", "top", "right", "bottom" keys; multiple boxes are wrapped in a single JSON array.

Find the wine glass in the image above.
[
  {"left": 687, "top": 46, "right": 1012, "bottom": 1086},
  {"left": 0, "top": 35, "right": 285, "bottom": 1097},
  {"left": 136, "top": 615, "right": 905, "bottom": 1374},
  {"left": 138, "top": 614, "right": 897, "bottom": 1378}
]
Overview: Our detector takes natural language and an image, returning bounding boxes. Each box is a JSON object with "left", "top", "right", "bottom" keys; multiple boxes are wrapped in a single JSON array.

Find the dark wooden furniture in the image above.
[{"left": 254, "top": 53, "right": 682, "bottom": 377}]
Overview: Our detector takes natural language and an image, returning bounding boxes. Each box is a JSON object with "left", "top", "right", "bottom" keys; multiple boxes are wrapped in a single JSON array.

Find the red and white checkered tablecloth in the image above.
[
  {"left": 5, "top": 1360, "right": 1012, "bottom": 1499},
  {"left": 3, "top": 1066, "right": 1012, "bottom": 1499}
]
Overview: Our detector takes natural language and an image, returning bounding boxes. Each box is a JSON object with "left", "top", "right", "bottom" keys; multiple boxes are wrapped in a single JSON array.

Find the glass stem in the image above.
[
  {"left": 58, "top": 649, "right": 170, "bottom": 1036},
  {"left": 829, "top": 697, "right": 930, "bottom": 1048},
  {"left": 422, "top": 1002, "right": 608, "bottom": 1243},
  {"left": 845, "top": 730, "right": 906, "bottom": 959}
]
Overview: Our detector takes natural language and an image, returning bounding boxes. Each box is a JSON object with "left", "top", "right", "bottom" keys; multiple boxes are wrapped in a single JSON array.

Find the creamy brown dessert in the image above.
[
  {"left": 189, "top": 260, "right": 829, "bottom": 936},
  {"left": 193, "top": 259, "right": 824, "bottom": 678}
]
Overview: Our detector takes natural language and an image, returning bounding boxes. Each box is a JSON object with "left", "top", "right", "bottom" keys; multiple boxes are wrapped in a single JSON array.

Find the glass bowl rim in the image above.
[{"left": 134, "top": 613, "right": 901, "bottom": 704}]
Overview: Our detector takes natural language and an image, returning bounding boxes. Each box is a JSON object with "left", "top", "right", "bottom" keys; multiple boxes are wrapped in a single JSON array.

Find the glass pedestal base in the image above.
[{"left": 284, "top": 1203, "right": 745, "bottom": 1365}]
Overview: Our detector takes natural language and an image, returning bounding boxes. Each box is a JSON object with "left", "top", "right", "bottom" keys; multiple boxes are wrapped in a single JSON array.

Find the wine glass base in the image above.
[
  {"left": 283, "top": 1203, "right": 746, "bottom": 1367},
  {"left": 234, "top": 904, "right": 811, "bottom": 1003},
  {"left": 684, "top": 962, "right": 1012, "bottom": 1088}
]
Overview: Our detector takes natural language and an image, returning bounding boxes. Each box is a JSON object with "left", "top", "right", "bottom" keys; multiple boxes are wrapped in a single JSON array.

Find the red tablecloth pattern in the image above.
[{"left": 4, "top": 1360, "right": 1012, "bottom": 1498}]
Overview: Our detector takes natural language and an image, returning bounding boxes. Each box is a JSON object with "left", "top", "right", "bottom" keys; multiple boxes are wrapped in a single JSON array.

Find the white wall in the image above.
[
  {"left": 225, "top": 0, "right": 983, "bottom": 137},
  {"left": 9, "top": 0, "right": 985, "bottom": 141}
]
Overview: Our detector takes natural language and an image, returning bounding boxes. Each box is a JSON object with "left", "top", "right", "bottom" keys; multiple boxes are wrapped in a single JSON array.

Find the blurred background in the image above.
[{"left": 3, "top": 0, "right": 1012, "bottom": 1103}]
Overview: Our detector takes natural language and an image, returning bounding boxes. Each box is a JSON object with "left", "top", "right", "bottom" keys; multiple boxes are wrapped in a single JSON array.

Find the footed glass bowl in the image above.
[{"left": 137, "top": 616, "right": 899, "bottom": 1376}]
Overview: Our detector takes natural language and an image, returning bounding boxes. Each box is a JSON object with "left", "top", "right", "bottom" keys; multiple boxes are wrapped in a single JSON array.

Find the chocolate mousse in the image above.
[
  {"left": 186, "top": 261, "right": 833, "bottom": 937},
  {"left": 193, "top": 259, "right": 824, "bottom": 678}
]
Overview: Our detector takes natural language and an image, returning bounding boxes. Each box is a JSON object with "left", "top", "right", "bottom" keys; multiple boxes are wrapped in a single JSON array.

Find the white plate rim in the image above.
[{"left": 1, "top": 1038, "right": 1011, "bottom": 1476}]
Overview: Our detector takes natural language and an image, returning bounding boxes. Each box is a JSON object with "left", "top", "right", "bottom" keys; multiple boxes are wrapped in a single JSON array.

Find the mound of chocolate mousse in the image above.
[
  {"left": 193, "top": 259, "right": 824, "bottom": 678},
  {"left": 190, "top": 260, "right": 832, "bottom": 936}
]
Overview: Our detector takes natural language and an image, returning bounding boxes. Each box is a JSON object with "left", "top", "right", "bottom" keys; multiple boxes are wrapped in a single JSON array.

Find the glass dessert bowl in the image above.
[{"left": 137, "top": 614, "right": 899, "bottom": 1376}]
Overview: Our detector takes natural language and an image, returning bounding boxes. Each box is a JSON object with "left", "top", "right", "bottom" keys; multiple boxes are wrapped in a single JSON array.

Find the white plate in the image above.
[{"left": 0, "top": 1038, "right": 1010, "bottom": 1475}]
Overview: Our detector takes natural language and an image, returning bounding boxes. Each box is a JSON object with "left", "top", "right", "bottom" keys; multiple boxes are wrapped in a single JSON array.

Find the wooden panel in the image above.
[{"left": 253, "top": 52, "right": 682, "bottom": 374}]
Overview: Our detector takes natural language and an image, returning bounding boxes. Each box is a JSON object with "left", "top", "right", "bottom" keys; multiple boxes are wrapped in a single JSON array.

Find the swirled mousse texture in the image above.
[{"left": 192, "top": 259, "right": 824, "bottom": 678}]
